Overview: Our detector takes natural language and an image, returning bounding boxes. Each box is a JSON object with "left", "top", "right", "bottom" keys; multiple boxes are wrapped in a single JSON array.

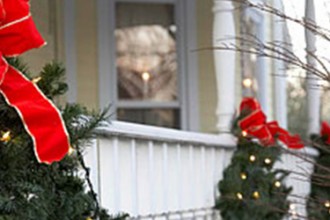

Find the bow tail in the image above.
[{"left": 0, "top": 60, "right": 70, "bottom": 164}]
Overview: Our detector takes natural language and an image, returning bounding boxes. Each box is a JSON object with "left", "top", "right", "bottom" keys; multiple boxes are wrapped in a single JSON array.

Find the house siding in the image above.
[{"left": 196, "top": 0, "right": 218, "bottom": 133}]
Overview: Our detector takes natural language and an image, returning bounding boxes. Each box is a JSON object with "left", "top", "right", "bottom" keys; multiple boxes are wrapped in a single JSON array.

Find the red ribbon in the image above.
[
  {"left": 0, "top": 0, "right": 70, "bottom": 164},
  {"left": 238, "top": 97, "right": 304, "bottom": 149},
  {"left": 321, "top": 121, "right": 330, "bottom": 144}
]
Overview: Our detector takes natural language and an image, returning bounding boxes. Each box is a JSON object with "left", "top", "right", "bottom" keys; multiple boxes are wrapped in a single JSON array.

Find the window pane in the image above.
[
  {"left": 117, "top": 109, "right": 180, "bottom": 129},
  {"left": 115, "top": 3, "right": 178, "bottom": 102}
]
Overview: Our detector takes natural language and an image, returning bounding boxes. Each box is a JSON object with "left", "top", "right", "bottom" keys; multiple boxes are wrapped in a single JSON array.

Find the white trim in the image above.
[
  {"left": 175, "top": 0, "right": 188, "bottom": 130},
  {"left": 64, "top": 0, "right": 77, "bottom": 103},
  {"left": 97, "top": 0, "right": 117, "bottom": 118},
  {"left": 184, "top": 0, "right": 199, "bottom": 131},
  {"left": 118, "top": 101, "right": 180, "bottom": 109},
  {"left": 95, "top": 121, "right": 237, "bottom": 147},
  {"left": 117, "top": 0, "right": 175, "bottom": 3},
  {"left": 97, "top": 0, "right": 199, "bottom": 131}
]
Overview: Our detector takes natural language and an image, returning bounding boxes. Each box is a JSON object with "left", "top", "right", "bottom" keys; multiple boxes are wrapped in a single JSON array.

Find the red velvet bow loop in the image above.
[
  {"left": 0, "top": 0, "right": 70, "bottom": 164},
  {"left": 0, "top": 0, "right": 45, "bottom": 57},
  {"left": 238, "top": 97, "right": 304, "bottom": 149},
  {"left": 321, "top": 121, "right": 330, "bottom": 144},
  {"left": 239, "top": 97, "right": 260, "bottom": 114}
]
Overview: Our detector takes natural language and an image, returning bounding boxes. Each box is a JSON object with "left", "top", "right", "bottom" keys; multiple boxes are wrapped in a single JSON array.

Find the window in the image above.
[
  {"left": 97, "top": 0, "right": 198, "bottom": 130},
  {"left": 115, "top": 2, "right": 179, "bottom": 128}
]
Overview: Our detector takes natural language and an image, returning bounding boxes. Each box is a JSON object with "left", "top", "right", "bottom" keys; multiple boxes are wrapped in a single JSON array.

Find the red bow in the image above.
[
  {"left": 238, "top": 97, "right": 304, "bottom": 149},
  {"left": 321, "top": 121, "right": 330, "bottom": 144},
  {"left": 0, "top": 0, "right": 70, "bottom": 163}
]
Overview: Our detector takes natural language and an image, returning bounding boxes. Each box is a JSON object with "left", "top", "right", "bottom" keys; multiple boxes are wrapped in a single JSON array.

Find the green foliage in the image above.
[
  {"left": 307, "top": 135, "right": 330, "bottom": 220},
  {"left": 0, "top": 59, "right": 127, "bottom": 220},
  {"left": 216, "top": 137, "right": 292, "bottom": 220}
]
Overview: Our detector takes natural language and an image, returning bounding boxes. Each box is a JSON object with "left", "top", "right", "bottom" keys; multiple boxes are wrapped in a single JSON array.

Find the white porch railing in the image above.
[{"left": 83, "top": 121, "right": 317, "bottom": 219}]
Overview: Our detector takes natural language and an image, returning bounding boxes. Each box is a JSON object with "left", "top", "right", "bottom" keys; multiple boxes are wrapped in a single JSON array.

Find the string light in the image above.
[
  {"left": 236, "top": 192, "right": 243, "bottom": 200},
  {"left": 289, "top": 204, "right": 295, "bottom": 210},
  {"left": 141, "top": 72, "right": 151, "bottom": 82},
  {"left": 68, "top": 146, "right": 75, "bottom": 155},
  {"left": 241, "top": 130, "right": 248, "bottom": 137},
  {"left": 0, "top": 131, "right": 11, "bottom": 142},
  {"left": 242, "top": 78, "right": 253, "bottom": 88},
  {"left": 249, "top": 155, "right": 256, "bottom": 162},
  {"left": 32, "top": 76, "right": 42, "bottom": 84},
  {"left": 289, "top": 203, "right": 298, "bottom": 219},
  {"left": 264, "top": 158, "right": 272, "bottom": 165},
  {"left": 86, "top": 217, "right": 93, "bottom": 220},
  {"left": 240, "top": 173, "right": 247, "bottom": 180},
  {"left": 274, "top": 181, "right": 281, "bottom": 188},
  {"left": 252, "top": 191, "right": 260, "bottom": 199},
  {"left": 325, "top": 201, "right": 330, "bottom": 208}
]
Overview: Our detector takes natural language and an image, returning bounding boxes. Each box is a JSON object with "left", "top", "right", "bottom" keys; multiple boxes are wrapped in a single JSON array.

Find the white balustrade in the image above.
[
  {"left": 84, "top": 121, "right": 235, "bottom": 217},
  {"left": 83, "top": 121, "right": 317, "bottom": 219}
]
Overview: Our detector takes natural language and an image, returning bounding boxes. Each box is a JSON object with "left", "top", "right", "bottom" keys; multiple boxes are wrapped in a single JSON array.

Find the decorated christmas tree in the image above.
[
  {"left": 0, "top": 1, "right": 126, "bottom": 219},
  {"left": 307, "top": 122, "right": 330, "bottom": 219},
  {"left": 215, "top": 97, "right": 304, "bottom": 220}
]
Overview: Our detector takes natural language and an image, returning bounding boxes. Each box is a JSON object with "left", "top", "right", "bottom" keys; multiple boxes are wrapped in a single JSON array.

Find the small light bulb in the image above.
[
  {"left": 253, "top": 191, "right": 260, "bottom": 199},
  {"left": 325, "top": 201, "right": 330, "bottom": 208},
  {"left": 141, "top": 72, "right": 151, "bottom": 82},
  {"left": 236, "top": 192, "right": 243, "bottom": 200},
  {"left": 1, "top": 131, "right": 11, "bottom": 142},
  {"left": 68, "top": 146, "right": 74, "bottom": 155},
  {"left": 243, "top": 78, "right": 253, "bottom": 88},
  {"left": 242, "top": 130, "right": 248, "bottom": 137},
  {"left": 264, "top": 158, "right": 272, "bottom": 165},
  {"left": 32, "top": 76, "right": 42, "bottom": 84},
  {"left": 289, "top": 204, "right": 296, "bottom": 210},
  {"left": 249, "top": 155, "right": 256, "bottom": 162},
  {"left": 240, "top": 173, "right": 247, "bottom": 180},
  {"left": 86, "top": 217, "right": 93, "bottom": 220},
  {"left": 274, "top": 181, "right": 281, "bottom": 188}
]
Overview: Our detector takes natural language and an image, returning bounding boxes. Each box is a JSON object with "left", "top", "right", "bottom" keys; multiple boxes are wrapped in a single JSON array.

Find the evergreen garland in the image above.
[
  {"left": 0, "top": 59, "right": 128, "bottom": 220},
  {"left": 307, "top": 131, "right": 330, "bottom": 220},
  {"left": 215, "top": 111, "right": 292, "bottom": 220}
]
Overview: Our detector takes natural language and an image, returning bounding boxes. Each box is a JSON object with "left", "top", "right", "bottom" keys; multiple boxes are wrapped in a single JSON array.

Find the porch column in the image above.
[
  {"left": 305, "top": 0, "right": 321, "bottom": 135},
  {"left": 273, "top": 0, "right": 287, "bottom": 128},
  {"left": 213, "top": 0, "right": 236, "bottom": 133}
]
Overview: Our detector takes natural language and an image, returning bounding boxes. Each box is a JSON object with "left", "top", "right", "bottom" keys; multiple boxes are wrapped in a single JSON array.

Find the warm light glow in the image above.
[
  {"left": 141, "top": 72, "right": 151, "bottom": 82},
  {"left": 68, "top": 146, "right": 74, "bottom": 155},
  {"left": 325, "top": 201, "right": 330, "bottom": 208},
  {"left": 240, "top": 173, "right": 247, "bottom": 180},
  {"left": 236, "top": 192, "right": 243, "bottom": 200},
  {"left": 253, "top": 191, "right": 260, "bottom": 199},
  {"left": 86, "top": 217, "right": 93, "bottom": 220},
  {"left": 242, "top": 78, "right": 253, "bottom": 88},
  {"left": 291, "top": 210, "right": 298, "bottom": 218},
  {"left": 249, "top": 155, "right": 256, "bottom": 162},
  {"left": 32, "top": 76, "right": 42, "bottom": 84},
  {"left": 264, "top": 158, "right": 272, "bottom": 165},
  {"left": 242, "top": 130, "right": 248, "bottom": 137},
  {"left": 274, "top": 181, "right": 281, "bottom": 188},
  {"left": 289, "top": 204, "right": 296, "bottom": 210},
  {"left": 1, "top": 131, "right": 11, "bottom": 142}
]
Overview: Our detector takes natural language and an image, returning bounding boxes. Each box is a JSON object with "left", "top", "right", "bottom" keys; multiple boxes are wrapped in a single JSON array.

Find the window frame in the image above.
[{"left": 97, "top": 0, "right": 199, "bottom": 130}]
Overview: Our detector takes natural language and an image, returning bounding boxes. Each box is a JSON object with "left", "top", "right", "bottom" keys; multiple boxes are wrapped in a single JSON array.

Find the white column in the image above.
[
  {"left": 305, "top": 0, "right": 321, "bottom": 135},
  {"left": 273, "top": 0, "right": 287, "bottom": 128},
  {"left": 213, "top": 0, "right": 236, "bottom": 133}
]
